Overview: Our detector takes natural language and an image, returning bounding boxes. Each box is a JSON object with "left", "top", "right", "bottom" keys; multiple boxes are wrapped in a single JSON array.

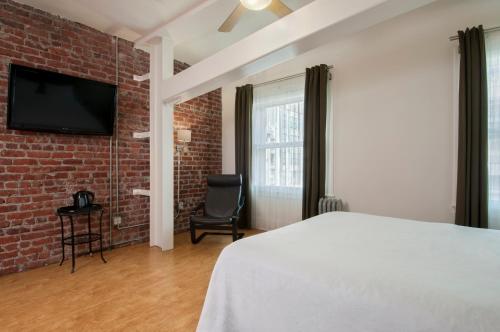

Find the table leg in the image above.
[
  {"left": 59, "top": 215, "right": 65, "bottom": 266},
  {"left": 99, "top": 210, "right": 107, "bottom": 264},
  {"left": 70, "top": 216, "right": 75, "bottom": 273},
  {"left": 87, "top": 212, "right": 92, "bottom": 256}
]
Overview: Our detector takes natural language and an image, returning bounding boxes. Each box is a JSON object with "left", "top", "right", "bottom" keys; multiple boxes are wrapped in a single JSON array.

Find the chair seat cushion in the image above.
[{"left": 190, "top": 215, "right": 232, "bottom": 225}]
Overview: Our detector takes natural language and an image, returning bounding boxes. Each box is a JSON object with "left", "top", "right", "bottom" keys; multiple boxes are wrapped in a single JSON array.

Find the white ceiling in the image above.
[{"left": 15, "top": 0, "right": 314, "bottom": 64}]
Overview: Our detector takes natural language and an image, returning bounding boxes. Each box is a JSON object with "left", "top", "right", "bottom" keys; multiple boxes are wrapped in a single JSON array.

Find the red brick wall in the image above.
[
  {"left": 0, "top": 0, "right": 222, "bottom": 275},
  {"left": 173, "top": 61, "right": 222, "bottom": 232}
]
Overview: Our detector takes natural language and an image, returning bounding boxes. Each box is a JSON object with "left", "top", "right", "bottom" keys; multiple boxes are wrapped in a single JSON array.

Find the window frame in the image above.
[{"left": 252, "top": 91, "right": 305, "bottom": 193}]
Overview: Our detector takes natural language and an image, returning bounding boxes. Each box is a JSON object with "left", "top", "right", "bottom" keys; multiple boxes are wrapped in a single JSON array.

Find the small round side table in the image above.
[{"left": 57, "top": 204, "right": 107, "bottom": 273}]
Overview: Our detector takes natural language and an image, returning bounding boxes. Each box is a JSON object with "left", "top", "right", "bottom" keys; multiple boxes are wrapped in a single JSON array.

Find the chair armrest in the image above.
[
  {"left": 191, "top": 202, "right": 205, "bottom": 216},
  {"left": 232, "top": 195, "right": 245, "bottom": 219}
]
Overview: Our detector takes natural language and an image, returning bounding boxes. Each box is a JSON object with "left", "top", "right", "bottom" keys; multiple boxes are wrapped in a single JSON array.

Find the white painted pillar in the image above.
[{"left": 149, "top": 36, "right": 174, "bottom": 251}]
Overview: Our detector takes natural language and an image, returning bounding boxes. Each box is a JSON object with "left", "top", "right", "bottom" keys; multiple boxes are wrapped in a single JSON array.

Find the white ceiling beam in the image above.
[
  {"left": 134, "top": 0, "right": 219, "bottom": 46},
  {"left": 162, "top": 0, "right": 437, "bottom": 104}
]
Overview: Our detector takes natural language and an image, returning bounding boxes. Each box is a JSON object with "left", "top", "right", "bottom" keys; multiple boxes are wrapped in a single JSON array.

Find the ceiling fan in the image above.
[{"left": 218, "top": 0, "right": 293, "bottom": 32}]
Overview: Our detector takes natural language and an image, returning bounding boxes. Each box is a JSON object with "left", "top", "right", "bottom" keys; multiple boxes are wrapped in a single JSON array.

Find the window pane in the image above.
[
  {"left": 252, "top": 76, "right": 305, "bottom": 192},
  {"left": 487, "top": 30, "right": 500, "bottom": 229}
]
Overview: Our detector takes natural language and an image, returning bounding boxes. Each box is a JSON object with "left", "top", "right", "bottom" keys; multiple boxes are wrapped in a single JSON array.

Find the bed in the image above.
[{"left": 197, "top": 212, "right": 500, "bottom": 332}]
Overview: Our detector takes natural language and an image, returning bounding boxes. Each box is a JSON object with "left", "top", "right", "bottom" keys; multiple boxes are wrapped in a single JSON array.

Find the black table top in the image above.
[{"left": 57, "top": 204, "right": 103, "bottom": 216}]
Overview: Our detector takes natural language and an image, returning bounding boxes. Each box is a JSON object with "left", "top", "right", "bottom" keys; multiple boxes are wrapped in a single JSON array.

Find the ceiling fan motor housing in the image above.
[
  {"left": 219, "top": 0, "right": 292, "bottom": 32},
  {"left": 240, "top": 0, "right": 273, "bottom": 11}
]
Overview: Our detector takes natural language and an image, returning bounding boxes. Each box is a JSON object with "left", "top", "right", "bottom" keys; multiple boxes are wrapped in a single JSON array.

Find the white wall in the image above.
[{"left": 222, "top": 0, "right": 500, "bottom": 223}]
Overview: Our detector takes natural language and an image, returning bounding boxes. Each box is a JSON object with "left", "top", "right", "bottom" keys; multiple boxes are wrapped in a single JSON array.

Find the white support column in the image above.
[{"left": 149, "top": 35, "right": 174, "bottom": 251}]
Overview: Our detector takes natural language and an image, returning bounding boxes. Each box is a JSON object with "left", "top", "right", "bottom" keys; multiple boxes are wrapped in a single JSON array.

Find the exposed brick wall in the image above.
[
  {"left": 0, "top": 0, "right": 150, "bottom": 275},
  {"left": 173, "top": 61, "right": 222, "bottom": 232},
  {"left": 0, "top": 0, "right": 222, "bottom": 275}
]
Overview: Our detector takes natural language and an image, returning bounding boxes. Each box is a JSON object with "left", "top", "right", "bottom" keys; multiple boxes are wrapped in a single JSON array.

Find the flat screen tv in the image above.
[{"left": 7, "top": 64, "right": 117, "bottom": 136}]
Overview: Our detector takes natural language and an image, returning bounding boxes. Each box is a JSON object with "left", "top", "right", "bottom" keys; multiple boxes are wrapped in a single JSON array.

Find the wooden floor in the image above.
[{"left": 0, "top": 230, "right": 259, "bottom": 332}]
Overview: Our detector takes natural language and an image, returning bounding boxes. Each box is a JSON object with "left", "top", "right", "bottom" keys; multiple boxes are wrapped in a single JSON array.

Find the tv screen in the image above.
[{"left": 7, "top": 64, "right": 117, "bottom": 136}]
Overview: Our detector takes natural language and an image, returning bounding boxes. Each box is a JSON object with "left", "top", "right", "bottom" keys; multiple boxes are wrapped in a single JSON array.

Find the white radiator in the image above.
[{"left": 318, "top": 196, "right": 343, "bottom": 214}]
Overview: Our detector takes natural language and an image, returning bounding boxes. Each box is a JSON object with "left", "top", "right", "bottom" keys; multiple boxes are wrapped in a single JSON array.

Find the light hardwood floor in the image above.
[{"left": 0, "top": 230, "right": 259, "bottom": 332}]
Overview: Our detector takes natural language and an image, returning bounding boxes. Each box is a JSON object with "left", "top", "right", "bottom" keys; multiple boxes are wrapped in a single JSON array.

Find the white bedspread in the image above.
[{"left": 197, "top": 212, "right": 500, "bottom": 332}]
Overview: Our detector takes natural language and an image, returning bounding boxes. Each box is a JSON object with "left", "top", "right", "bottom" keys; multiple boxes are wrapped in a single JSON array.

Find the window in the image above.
[
  {"left": 252, "top": 76, "right": 305, "bottom": 193},
  {"left": 487, "top": 30, "right": 500, "bottom": 229},
  {"left": 250, "top": 76, "right": 305, "bottom": 230}
]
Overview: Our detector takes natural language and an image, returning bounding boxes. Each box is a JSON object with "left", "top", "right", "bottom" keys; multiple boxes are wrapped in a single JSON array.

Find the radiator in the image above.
[{"left": 318, "top": 196, "right": 343, "bottom": 214}]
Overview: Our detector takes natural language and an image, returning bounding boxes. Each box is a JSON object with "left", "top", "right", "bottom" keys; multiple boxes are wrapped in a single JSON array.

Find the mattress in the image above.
[{"left": 197, "top": 212, "right": 500, "bottom": 332}]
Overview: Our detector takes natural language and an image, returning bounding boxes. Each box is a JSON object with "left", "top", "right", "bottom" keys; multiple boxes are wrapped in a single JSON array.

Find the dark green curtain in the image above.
[
  {"left": 455, "top": 26, "right": 488, "bottom": 228},
  {"left": 235, "top": 84, "right": 253, "bottom": 228},
  {"left": 302, "top": 65, "right": 329, "bottom": 219}
]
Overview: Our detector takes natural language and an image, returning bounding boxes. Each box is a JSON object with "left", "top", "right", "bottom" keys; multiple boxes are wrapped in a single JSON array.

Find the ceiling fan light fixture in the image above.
[{"left": 240, "top": 0, "right": 272, "bottom": 11}]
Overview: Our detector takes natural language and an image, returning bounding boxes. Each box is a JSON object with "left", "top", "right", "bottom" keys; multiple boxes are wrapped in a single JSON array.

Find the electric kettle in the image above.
[{"left": 72, "top": 191, "right": 95, "bottom": 209}]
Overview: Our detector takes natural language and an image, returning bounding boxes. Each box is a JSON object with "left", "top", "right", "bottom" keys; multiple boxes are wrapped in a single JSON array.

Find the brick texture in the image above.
[{"left": 0, "top": 0, "right": 222, "bottom": 275}]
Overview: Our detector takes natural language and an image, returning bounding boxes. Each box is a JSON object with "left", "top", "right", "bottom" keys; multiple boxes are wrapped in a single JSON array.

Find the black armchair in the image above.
[{"left": 189, "top": 175, "right": 245, "bottom": 244}]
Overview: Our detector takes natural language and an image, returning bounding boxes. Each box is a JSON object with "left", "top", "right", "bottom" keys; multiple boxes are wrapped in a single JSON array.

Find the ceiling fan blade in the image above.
[
  {"left": 218, "top": 4, "right": 247, "bottom": 32},
  {"left": 267, "top": 0, "right": 293, "bottom": 18}
]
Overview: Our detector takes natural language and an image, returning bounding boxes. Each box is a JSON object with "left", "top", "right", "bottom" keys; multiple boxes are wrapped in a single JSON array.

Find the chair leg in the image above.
[
  {"left": 232, "top": 222, "right": 238, "bottom": 242},
  {"left": 190, "top": 221, "right": 244, "bottom": 244},
  {"left": 190, "top": 222, "right": 197, "bottom": 244}
]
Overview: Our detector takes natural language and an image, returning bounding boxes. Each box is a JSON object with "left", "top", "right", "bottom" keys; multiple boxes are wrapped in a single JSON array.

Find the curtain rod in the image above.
[
  {"left": 253, "top": 65, "right": 333, "bottom": 88},
  {"left": 449, "top": 26, "right": 500, "bottom": 41}
]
